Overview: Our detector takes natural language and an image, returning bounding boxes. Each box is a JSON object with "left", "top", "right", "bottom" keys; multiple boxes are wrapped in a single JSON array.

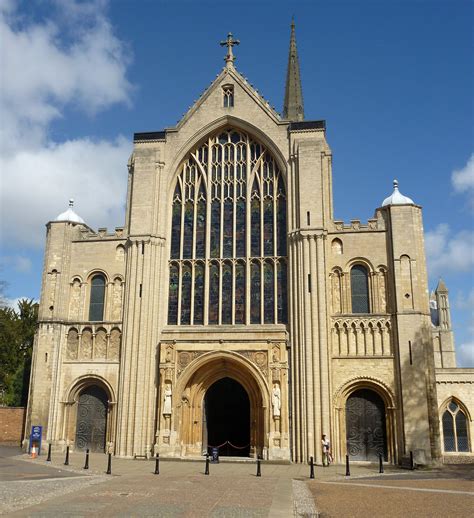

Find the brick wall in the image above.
[{"left": 0, "top": 407, "right": 26, "bottom": 443}]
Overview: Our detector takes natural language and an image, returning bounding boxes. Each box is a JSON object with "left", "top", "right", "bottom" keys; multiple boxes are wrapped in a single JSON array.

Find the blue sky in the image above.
[{"left": 1, "top": 0, "right": 473, "bottom": 366}]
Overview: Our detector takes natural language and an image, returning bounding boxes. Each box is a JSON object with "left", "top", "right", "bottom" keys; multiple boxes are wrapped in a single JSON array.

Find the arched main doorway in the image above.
[
  {"left": 346, "top": 389, "right": 387, "bottom": 461},
  {"left": 204, "top": 377, "right": 250, "bottom": 456},
  {"left": 75, "top": 385, "right": 108, "bottom": 452}
]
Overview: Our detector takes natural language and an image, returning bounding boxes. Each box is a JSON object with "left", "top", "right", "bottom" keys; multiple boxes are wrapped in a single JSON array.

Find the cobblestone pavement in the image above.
[{"left": 1, "top": 446, "right": 472, "bottom": 517}]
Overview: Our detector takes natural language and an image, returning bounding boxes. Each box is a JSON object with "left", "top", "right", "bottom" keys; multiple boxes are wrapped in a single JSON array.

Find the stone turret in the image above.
[{"left": 432, "top": 279, "right": 456, "bottom": 368}]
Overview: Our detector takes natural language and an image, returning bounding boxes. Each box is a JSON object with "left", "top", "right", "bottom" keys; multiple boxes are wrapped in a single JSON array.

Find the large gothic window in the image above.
[
  {"left": 442, "top": 400, "right": 470, "bottom": 452},
  {"left": 168, "top": 129, "right": 287, "bottom": 325}
]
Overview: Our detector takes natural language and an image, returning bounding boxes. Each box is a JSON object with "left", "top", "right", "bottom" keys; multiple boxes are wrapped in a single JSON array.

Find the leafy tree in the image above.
[{"left": 0, "top": 299, "right": 38, "bottom": 406}]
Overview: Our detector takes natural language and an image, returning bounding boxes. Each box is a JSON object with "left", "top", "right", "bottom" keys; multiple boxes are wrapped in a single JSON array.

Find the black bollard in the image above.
[
  {"left": 46, "top": 443, "right": 52, "bottom": 462},
  {"left": 64, "top": 446, "right": 70, "bottom": 466},
  {"left": 410, "top": 451, "right": 415, "bottom": 470},
  {"left": 256, "top": 456, "right": 261, "bottom": 477},
  {"left": 379, "top": 453, "right": 384, "bottom": 474},
  {"left": 154, "top": 453, "right": 160, "bottom": 475},
  {"left": 84, "top": 449, "right": 89, "bottom": 470},
  {"left": 205, "top": 454, "right": 210, "bottom": 475},
  {"left": 345, "top": 454, "right": 350, "bottom": 477},
  {"left": 106, "top": 452, "right": 112, "bottom": 475},
  {"left": 309, "top": 456, "right": 315, "bottom": 479}
]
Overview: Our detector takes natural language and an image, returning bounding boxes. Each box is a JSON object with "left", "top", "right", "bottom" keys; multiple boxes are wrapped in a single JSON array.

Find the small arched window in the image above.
[
  {"left": 89, "top": 274, "right": 106, "bottom": 321},
  {"left": 351, "top": 264, "right": 370, "bottom": 313},
  {"left": 442, "top": 400, "right": 470, "bottom": 452}
]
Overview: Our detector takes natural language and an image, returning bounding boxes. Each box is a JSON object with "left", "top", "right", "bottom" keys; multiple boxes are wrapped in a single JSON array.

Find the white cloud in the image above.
[
  {"left": 424, "top": 224, "right": 474, "bottom": 277},
  {"left": 452, "top": 154, "right": 474, "bottom": 193},
  {"left": 0, "top": 136, "right": 131, "bottom": 247},
  {"left": 457, "top": 341, "right": 474, "bottom": 368},
  {"left": 0, "top": 1, "right": 133, "bottom": 248}
]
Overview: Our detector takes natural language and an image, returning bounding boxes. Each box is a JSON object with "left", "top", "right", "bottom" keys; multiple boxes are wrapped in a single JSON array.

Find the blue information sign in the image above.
[{"left": 29, "top": 425, "right": 43, "bottom": 455}]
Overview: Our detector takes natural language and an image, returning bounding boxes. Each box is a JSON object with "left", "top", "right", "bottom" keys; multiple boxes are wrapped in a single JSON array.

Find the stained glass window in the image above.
[
  {"left": 168, "top": 263, "right": 179, "bottom": 325},
  {"left": 194, "top": 262, "right": 204, "bottom": 325},
  {"left": 251, "top": 261, "right": 261, "bottom": 324},
  {"left": 264, "top": 261, "right": 275, "bottom": 323},
  {"left": 181, "top": 263, "right": 192, "bottom": 325},
  {"left": 167, "top": 129, "right": 287, "bottom": 325},
  {"left": 89, "top": 274, "right": 106, "bottom": 321},
  {"left": 222, "top": 261, "right": 233, "bottom": 324},
  {"left": 208, "top": 262, "right": 219, "bottom": 325},
  {"left": 277, "top": 260, "right": 287, "bottom": 323},
  {"left": 351, "top": 265, "right": 370, "bottom": 314},
  {"left": 235, "top": 261, "right": 246, "bottom": 324}
]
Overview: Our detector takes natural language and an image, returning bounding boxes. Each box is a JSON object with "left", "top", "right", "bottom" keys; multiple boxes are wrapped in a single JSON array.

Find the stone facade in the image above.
[{"left": 25, "top": 29, "right": 473, "bottom": 464}]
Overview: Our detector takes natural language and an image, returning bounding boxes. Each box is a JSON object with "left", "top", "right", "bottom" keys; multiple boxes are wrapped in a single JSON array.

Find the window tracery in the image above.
[
  {"left": 442, "top": 400, "right": 470, "bottom": 452},
  {"left": 168, "top": 129, "right": 287, "bottom": 325}
]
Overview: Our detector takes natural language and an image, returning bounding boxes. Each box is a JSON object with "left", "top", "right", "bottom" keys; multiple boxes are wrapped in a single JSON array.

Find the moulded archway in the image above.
[
  {"left": 333, "top": 377, "right": 397, "bottom": 464},
  {"left": 62, "top": 375, "right": 116, "bottom": 452},
  {"left": 168, "top": 351, "right": 268, "bottom": 457}
]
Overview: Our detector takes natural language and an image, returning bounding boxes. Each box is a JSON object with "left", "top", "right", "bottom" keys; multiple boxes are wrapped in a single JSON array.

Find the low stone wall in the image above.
[
  {"left": 443, "top": 454, "right": 474, "bottom": 464},
  {"left": 0, "top": 407, "right": 26, "bottom": 443}
]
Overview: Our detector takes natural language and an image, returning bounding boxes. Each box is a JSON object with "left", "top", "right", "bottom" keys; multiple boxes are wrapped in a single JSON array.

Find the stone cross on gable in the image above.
[{"left": 220, "top": 32, "right": 240, "bottom": 66}]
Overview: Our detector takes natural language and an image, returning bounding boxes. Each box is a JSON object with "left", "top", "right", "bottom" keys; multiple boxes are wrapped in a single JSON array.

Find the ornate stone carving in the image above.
[
  {"left": 66, "top": 328, "right": 78, "bottom": 360},
  {"left": 111, "top": 278, "right": 123, "bottom": 320},
  {"left": 69, "top": 279, "right": 82, "bottom": 320},
  {"left": 108, "top": 328, "right": 121, "bottom": 360},
  {"left": 95, "top": 328, "right": 107, "bottom": 359},
  {"left": 162, "top": 383, "right": 172, "bottom": 415},
  {"left": 332, "top": 317, "right": 392, "bottom": 357},
  {"left": 81, "top": 329, "right": 92, "bottom": 359},
  {"left": 272, "top": 383, "right": 281, "bottom": 418}
]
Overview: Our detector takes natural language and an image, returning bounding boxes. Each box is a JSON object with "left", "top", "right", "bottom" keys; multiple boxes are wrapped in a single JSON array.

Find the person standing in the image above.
[{"left": 322, "top": 434, "right": 331, "bottom": 466}]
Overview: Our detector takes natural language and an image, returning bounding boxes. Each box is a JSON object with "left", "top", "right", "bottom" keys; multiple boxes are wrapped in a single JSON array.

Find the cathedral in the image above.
[{"left": 25, "top": 24, "right": 473, "bottom": 465}]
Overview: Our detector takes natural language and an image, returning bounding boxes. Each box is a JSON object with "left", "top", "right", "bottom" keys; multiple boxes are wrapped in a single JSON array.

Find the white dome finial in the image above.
[
  {"left": 381, "top": 179, "right": 415, "bottom": 207},
  {"left": 55, "top": 198, "right": 85, "bottom": 224}
]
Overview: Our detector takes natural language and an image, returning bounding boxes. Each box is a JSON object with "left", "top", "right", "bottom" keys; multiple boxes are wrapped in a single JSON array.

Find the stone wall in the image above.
[{"left": 0, "top": 407, "right": 26, "bottom": 443}]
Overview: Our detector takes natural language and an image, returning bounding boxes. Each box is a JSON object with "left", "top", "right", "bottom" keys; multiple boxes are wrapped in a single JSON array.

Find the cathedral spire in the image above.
[{"left": 283, "top": 19, "right": 304, "bottom": 121}]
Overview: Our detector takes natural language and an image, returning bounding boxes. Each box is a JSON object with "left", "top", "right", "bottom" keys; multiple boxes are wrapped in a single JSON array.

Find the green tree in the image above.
[{"left": 0, "top": 299, "right": 38, "bottom": 406}]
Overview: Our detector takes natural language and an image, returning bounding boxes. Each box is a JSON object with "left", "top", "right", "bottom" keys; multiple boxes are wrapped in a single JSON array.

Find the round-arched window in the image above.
[
  {"left": 351, "top": 265, "right": 370, "bottom": 314},
  {"left": 89, "top": 274, "right": 106, "bottom": 321},
  {"left": 168, "top": 129, "right": 287, "bottom": 325}
]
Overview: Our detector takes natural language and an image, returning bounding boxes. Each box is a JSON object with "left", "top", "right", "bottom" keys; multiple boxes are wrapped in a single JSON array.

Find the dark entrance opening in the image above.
[
  {"left": 75, "top": 385, "right": 108, "bottom": 452},
  {"left": 346, "top": 388, "right": 387, "bottom": 461},
  {"left": 204, "top": 377, "right": 250, "bottom": 457}
]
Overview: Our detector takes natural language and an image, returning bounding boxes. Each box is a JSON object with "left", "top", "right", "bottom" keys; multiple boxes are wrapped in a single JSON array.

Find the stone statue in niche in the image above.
[
  {"left": 69, "top": 279, "right": 82, "bottom": 320},
  {"left": 272, "top": 383, "right": 281, "bottom": 418},
  {"left": 272, "top": 344, "right": 280, "bottom": 363},
  {"left": 163, "top": 384, "right": 172, "bottom": 415},
  {"left": 111, "top": 278, "right": 123, "bottom": 320}
]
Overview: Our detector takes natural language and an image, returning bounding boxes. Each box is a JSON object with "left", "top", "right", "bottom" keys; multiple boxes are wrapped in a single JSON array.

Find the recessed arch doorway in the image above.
[
  {"left": 75, "top": 385, "right": 108, "bottom": 452},
  {"left": 204, "top": 377, "right": 250, "bottom": 456}
]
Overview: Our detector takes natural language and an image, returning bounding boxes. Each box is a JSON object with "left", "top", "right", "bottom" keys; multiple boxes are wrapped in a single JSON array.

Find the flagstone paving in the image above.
[{"left": 1, "top": 446, "right": 472, "bottom": 517}]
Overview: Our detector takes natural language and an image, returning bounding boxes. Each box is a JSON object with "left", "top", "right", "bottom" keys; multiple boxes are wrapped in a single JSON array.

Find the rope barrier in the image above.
[{"left": 207, "top": 440, "right": 250, "bottom": 450}]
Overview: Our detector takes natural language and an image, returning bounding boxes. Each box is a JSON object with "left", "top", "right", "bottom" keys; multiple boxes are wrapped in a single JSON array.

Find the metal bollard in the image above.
[
  {"left": 106, "top": 452, "right": 112, "bottom": 474},
  {"left": 205, "top": 454, "right": 210, "bottom": 475},
  {"left": 309, "top": 456, "right": 315, "bottom": 479},
  {"left": 379, "top": 453, "right": 384, "bottom": 474},
  {"left": 410, "top": 451, "right": 415, "bottom": 470},
  {"left": 84, "top": 449, "right": 89, "bottom": 470},
  {"left": 46, "top": 443, "right": 52, "bottom": 462},
  {"left": 345, "top": 454, "right": 350, "bottom": 477},
  {"left": 256, "top": 456, "right": 261, "bottom": 477},
  {"left": 64, "top": 446, "right": 70, "bottom": 466},
  {"left": 154, "top": 453, "right": 160, "bottom": 475}
]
